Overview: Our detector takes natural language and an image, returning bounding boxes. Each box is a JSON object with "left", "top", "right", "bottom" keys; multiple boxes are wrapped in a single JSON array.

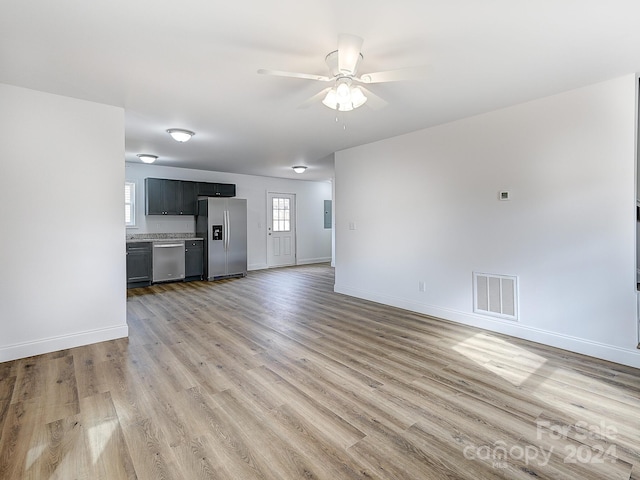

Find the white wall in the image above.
[
  {"left": 335, "top": 74, "right": 640, "bottom": 368},
  {"left": 125, "top": 164, "right": 332, "bottom": 269},
  {"left": 0, "top": 84, "right": 127, "bottom": 362}
]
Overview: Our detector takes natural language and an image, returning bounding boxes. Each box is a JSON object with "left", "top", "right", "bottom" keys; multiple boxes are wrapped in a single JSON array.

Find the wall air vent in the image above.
[{"left": 473, "top": 272, "right": 519, "bottom": 321}]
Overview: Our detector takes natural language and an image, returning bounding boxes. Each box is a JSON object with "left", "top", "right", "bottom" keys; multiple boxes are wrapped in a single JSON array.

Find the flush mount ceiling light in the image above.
[
  {"left": 166, "top": 128, "right": 195, "bottom": 142},
  {"left": 137, "top": 154, "right": 158, "bottom": 164},
  {"left": 292, "top": 166, "right": 307, "bottom": 173},
  {"left": 322, "top": 77, "right": 367, "bottom": 112}
]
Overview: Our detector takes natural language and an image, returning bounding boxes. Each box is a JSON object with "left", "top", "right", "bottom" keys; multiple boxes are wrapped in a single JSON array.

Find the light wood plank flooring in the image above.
[{"left": 1, "top": 264, "right": 639, "bottom": 479}]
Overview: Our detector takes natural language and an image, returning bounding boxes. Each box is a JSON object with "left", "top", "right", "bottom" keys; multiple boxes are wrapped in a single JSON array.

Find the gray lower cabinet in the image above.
[
  {"left": 184, "top": 239, "right": 204, "bottom": 281},
  {"left": 126, "top": 242, "right": 152, "bottom": 288}
]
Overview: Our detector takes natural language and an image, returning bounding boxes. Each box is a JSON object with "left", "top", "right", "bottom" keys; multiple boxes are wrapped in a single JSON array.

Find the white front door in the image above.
[{"left": 267, "top": 192, "right": 296, "bottom": 268}]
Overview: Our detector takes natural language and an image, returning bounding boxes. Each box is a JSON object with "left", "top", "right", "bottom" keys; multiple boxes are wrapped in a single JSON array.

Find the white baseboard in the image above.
[
  {"left": 335, "top": 283, "right": 640, "bottom": 369},
  {"left": 249, "top": 258, "right": 331, "bottom": 271},
  {"left": 248, "top": 263, "right": 269, "bottom": 271},
  {"left": 297, "top": 257, "right": 332, "bottom": 266},
  {"left": 0, "top": 324, "right": 129, "bottom": 363}
]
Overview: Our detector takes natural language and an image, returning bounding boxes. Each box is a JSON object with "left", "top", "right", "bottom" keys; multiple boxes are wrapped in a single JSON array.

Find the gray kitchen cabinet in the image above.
[
  {"left": 126, "top": 242, "right": 152, "bottom": 288},
  {"left": 197, "top": 182, "right": 236, "bottom": 198},
  {"left": 144, "top": 178, "right": 198, "bottom": 215},
  {"left": 184, "top": 239, "right": 204, "bottom": 281},
  {"left": 145, "top": 178, "right": 178, "bottom": 215},
  {"left": 180, "top": 181, "right": 197, "bottom": 215},
  {"left": 145, "top": 178, "right": 197, "bottom": 215},
  {"left": 146, "top": 178, "right": 234, "bottom": 216}
]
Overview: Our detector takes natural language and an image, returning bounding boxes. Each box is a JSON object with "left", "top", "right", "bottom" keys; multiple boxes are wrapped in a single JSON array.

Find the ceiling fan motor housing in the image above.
[{"left": 325, "top": 50, "right": 363, "bottom": 77}]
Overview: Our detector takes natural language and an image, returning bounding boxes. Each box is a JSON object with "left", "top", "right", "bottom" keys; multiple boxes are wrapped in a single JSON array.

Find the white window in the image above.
[{"left": 125, "top": 181, "right": 136, "bottom": 227}]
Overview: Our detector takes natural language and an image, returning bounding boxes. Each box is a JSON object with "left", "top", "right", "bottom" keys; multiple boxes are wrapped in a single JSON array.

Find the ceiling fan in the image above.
[{"left": 258, "top": 34, "right": 429, "bottom": 111}]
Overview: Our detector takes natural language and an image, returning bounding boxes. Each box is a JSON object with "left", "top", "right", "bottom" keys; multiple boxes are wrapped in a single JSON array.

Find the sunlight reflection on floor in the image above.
[
  {"left": 25, "top": 443, "right": 47, "bottom": 471},
  {"left": 452, "top": 332, "right": 548, "bottom": 386},
  {"left": 88, "top": 419, "right": 118, "bottom": 464}
]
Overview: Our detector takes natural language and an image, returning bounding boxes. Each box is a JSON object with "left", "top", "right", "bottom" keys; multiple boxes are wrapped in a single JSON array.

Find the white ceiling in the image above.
[{"left": 2, "top": 1, "right": 640, "bottom": 181}]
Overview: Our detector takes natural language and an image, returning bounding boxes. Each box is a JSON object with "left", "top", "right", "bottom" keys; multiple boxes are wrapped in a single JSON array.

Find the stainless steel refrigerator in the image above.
[{"left": 196, "top": 198, "right": 247, "bottom": 280}]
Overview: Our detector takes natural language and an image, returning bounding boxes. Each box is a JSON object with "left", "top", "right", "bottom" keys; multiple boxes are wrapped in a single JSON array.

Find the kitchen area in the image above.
[
  {"left": 124, "top": 162, "right": 333, "bottom": 290},
  {"left": 126, "top": 177, "right": 247, "bottom": 288}
]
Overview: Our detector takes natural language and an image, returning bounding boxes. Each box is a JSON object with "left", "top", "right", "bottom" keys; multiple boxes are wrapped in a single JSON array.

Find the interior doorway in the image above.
[{"left": 267, "top": 192, "right": 297, "bottom": 268}]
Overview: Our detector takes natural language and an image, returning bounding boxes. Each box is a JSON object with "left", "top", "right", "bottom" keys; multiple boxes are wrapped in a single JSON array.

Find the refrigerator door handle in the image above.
[
  {"left": 224, "top": 210, "right": 229, "bottom": 251},
  {"left": 222, "top": 210, "right": 226, "bottom": 251},
  {"left": 228, "top": 210, "right": 231, "bottom": 250}
]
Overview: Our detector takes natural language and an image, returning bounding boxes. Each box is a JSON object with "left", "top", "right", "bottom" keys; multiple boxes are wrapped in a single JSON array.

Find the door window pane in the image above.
[{"left": 272, "top": 197, "right": 291, "bottom": 232}]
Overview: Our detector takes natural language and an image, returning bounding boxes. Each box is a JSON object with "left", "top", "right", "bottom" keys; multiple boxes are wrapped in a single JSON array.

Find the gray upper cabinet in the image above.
[
  {"left": 197, "top": 182, "right": 236, "bottom": 197},
  {"left": 145, "top": 178, "right": 197, "bottom": 215},
  {"left": 145, "top": 178, "right": 236, "bottom": 216},
  {"left": 180, "top": 181, "right": 197, "bottom": 215}
]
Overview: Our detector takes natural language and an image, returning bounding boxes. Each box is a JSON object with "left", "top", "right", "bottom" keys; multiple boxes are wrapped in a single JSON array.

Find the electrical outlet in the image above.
[{"left": 419, "top": 281, "right": 426, "bottom": 292}]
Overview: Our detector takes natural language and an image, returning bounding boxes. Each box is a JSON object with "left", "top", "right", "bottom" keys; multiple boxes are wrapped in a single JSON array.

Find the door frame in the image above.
[{"left": 266, "top": 191, "right": 297, "bottom": 268}]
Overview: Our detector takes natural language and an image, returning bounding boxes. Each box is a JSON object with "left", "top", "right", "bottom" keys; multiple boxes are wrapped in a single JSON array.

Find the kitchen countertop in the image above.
[{"left": 126, "top": 235, "right": 204, "bottom": 243}]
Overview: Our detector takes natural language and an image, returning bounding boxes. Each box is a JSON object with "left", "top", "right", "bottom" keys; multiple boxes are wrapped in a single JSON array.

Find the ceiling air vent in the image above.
[{"left": 473, "top": 272, "right": 519, "bottom": 321}]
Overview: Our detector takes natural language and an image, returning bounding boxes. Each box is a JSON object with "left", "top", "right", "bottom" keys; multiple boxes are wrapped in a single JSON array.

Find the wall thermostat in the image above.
[{"left": 498, "top": 191, "right": 510, "bottom": 201}]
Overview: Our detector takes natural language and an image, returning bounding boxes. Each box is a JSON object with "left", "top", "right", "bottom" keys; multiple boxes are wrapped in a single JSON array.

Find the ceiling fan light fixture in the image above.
[
  {"left": 166, "top": 128, "right": 195, "bottom": 142},
  {"left": 322, "top": 89, "right": 338, "bottom": 109},
  {"left": 137, "top": 154, "right": 158, "bottom": 164},
  {"left": 292, "top": 166, "right": 307, "bottom": 174},
  {"left": 322, "top": 83, "right": 366, "bottom": 112},
  {"left": 336, "top": 81, "right": 351, "bottom": 100},
  {"left": 259, "top": 34, "right": 425, "bottom": 112},
  {"left": 351, "top": 86, "right": 367, "bottom": 108}
]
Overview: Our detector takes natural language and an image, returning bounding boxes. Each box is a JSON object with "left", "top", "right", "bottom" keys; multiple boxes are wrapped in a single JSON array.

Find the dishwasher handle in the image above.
[{"left": 153, "top": 243, "right": 184, "bottom": 248}]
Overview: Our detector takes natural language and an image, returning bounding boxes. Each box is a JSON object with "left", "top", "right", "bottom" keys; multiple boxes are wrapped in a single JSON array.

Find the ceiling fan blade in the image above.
[
  {"left": 337, "top": 34, "right": 364, "bottom": 75},
  {"left": 297, "top": 88, "right": 331, "bottom": 109},
  {"left": 359, "top": 87, "right": 388, "bottom": 110},
  {"left": 257, "top": 69, "right": 332, "bottom": 82},
  {"left": 356, "top": 65, "right": 432, "bottom": 84}
]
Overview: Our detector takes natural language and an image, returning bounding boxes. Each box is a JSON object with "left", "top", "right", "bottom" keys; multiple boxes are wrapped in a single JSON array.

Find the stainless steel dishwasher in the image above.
[{"left": 152, "top": 240, "right": 185, "bottom": 283}]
